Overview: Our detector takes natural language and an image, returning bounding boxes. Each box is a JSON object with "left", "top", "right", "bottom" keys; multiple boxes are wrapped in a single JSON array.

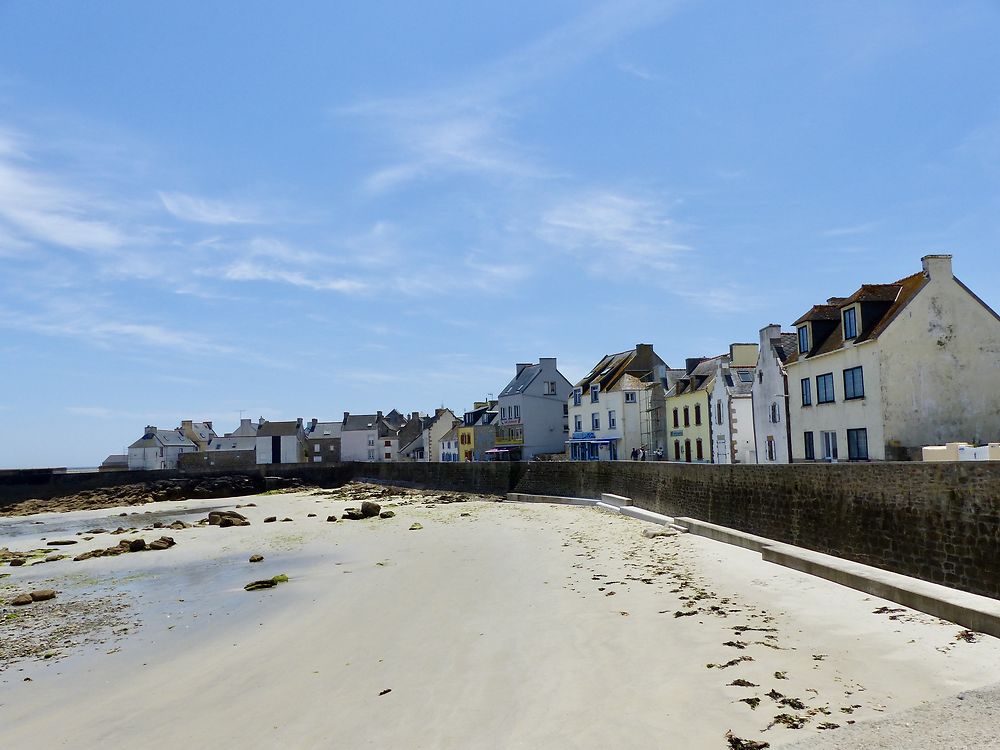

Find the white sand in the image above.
[{"left": 2, "top": 489, "right": 999, "bottom": 749}]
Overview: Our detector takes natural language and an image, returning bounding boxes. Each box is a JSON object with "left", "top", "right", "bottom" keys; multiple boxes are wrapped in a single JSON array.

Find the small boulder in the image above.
[
  {"left": 9, "top": 558, "right": 25, "bottom": 567},
  {"left": 128, "top": 539, "right": 146, "bottom": 552},
  {"left": 264, "top": 516, "right": 277, "bottom": 523},
  {"left": 361, "top": 501, "right": 381, "bottom": 518},
  {"left": 244, "top": 579, "right": 277, "bottom": 591},
  {"left": 307, "top": 513, "right": 317, "bottom": 518},
  {"left": 326, "top": 516, "right": 338, "bottom": 522},
  {"left": 30, "top": 589, "right": 56, "bottom": 602},
  {"left": 280, "top": 518, "right": 293, "bottom": 522},
  {"left": 379, "top": 511, "right": 395, "bottom": 519},
  {"left": 342, "top": 509, "right": 365, "bottom": 521},
  {"left": 11, "top": 594, "right": 33, "bottom": 606},
  {"left": 249, "top": 555, "right": 264, "bottom": 563},
  {"left": 409, "top": 523, "right": 423, "bottom": 531},
  {"left": 149, "top": 536, "right": 175, "bottom": 551},
  {"left": 168, "top": 521, "right": 190, "bottom": 530},
  {"left": 209, "top": 510, "right": 249, "bottom": 527}
]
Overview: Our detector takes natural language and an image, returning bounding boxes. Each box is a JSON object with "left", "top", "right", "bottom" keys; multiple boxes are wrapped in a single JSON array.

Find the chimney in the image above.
[
  {"left": 411, "top": 411, "right": 420, "bottom": 423},
  {"left": 204, "top": 421, "right": 212, "bottom": 430},
  {"left": 145, "top": 425, "right": 157, "bottom": 435},
  {"left": 922, "top": 254, "right": 953, "bottom": 280},
  {"left": 311, "top": 418, "right": 318, "bottom": 431},
  {"left": 515, "top": 362, "right": 531, "bottom": 377},
  {"left": 539, "top": 357, "right": 556, "bottom": 370},
  {"left": 240, "top": 418, "right": 251, "bottom": 428},
  {"left": 343, "top": 411, "right": 350, "bottom": 424},
  {"left": 759, "top": 324, "right": 781, "bottom": 347},
  {"left": 827, "top": 297, "right": 847, "bottom": 306},
  {"left": 181, "top": 420, "right": 192, "bottom": 429},
  {"left": 295, "top": 417, "right": 303, "bottom": 429},
  {"left": 376, "top": 411, "right": 383, "bottom": 422}
]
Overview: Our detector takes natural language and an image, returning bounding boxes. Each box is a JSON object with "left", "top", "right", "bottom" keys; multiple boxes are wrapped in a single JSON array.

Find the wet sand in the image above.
[{"left": 2, "top": 485, "right": 999, "bottom": 749}]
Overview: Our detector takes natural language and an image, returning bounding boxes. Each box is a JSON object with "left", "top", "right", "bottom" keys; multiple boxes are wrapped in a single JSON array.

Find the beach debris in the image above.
[
  {"left": 673, "top": 610, "right": 698, "bottom": 618},
  {"left": 264, "top": 516, "right": 277, "bottom": 523},
  {"left": 409, "top": 523, "right": 423, "bottom": 531},
  {"left": 773, "top": 671, "right": 788, "bottom": 680},
  {"left": 249, "top": 555, "right": 264, "bottom": 563},
  {"left": 724, "top": 730, "right": 769, "bottom": 749},
  {"left": 379, "top": 510, "right": 395, "bottom": 519},
  {"left": 817, "top": 722, "right": 840, "bottom": 730},
  {"left": 740, "top": 697, "right": 760, "bottom": 710},
  {"left": 326, "top": 516, "right": 338, "bottom": 522},
  {"left": 707, "top": 656, "right": 754, "bottom": 669},
  {"left": 460, "top": 512, "right": 471, "bottom": 517},
  {"left": 729, "top": 679, "right": 758, "bottom": 688},
  {"left": 244, "top": 574, "right": 289, "bottom": 591},
  {"left": 956, "top": 629, "right": 979, "bottom": 643},
  {"left": 46, "top": 540, "right": 78, "bottom": 546},
  {"left": 642, "top": 527, "right": 677, "bottom": 539},
  {"left": 379, "top": 689, "right": 392, "bottom": 696},
  {"left": 724, "top": 641, "right": 748, "bottom": 650},
  {"left": 766, "top": 713, "right": 806, "bottom": 730}
]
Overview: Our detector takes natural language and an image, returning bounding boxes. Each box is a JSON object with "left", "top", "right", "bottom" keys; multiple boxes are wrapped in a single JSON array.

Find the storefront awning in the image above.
[
  {"left": 564, "top": 438, "right": 620, "bottom": 444},
  {"left": 485, "top": 448, "right": 511, "bottom": 453}
]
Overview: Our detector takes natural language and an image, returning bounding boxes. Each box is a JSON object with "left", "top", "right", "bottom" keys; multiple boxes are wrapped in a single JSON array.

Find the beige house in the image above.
[{"left": 787, "top": 255, "right": 1000, "bottom": 461}]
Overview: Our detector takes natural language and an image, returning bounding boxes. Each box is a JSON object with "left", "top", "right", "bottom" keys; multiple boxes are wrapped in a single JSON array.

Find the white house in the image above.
[
  {"left": 496, "top": 358, "right": 573, "bottom": 460},
  {"left": 255, "top": 419, "right": 308, "bottom": 464},
  {"left": 787, "top": 255, "right": 1000, "bottom": 461},
  {"left": 707, "top": 344, "right": 758, "bottom": 464},
  {"left": 420, "top": 408, "right": 460, "bottom": 462},
  {"left": 439, "top": 425, "right": 460, "bottom": 462},
  {"left": 127, "top": 426, "right": 197, "bottom": 470},
  {"left": 341, "top": 412, "right": 380, "bottom": 462},
  {"left": 751, "top": 325, "right": 798, "bottom": 464},
  {"left": 568, "top": 344, "right": 667, "bottom": 461}
]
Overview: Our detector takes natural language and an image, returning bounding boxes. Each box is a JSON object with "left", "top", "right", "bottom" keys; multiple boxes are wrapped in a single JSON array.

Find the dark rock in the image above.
[
  {"left": 168, "top": 521, "right": 190, "bottom": 530},
  {"left": 30, "top": 589, "right": 56, "bottom": 601},
  {"left": 86, "top": 528, "right": 108, "bottom": 534},
  {"left": 342, "top": 510, "right": 365, "bottom": 521},
  {"left": 379, "top": 511, "right": 395, "bottom": 519},
  {"left": 361, "top": 501, "right": 381, "bottom": 518},
  {"left": 208, "top": 510, "right": 249, "bottom": 527},
  {"left": 307, "top": 513, "right": 317, "bottom": 518},
  {"left": 46, "top": 540, "right": 77, "bottom": 546},
  {"left": 153, "top": 522, "right": 164, "bottom": 529},
  {"left": 264, "top": 516, "right": 277, "bottom": 523},
  {"left": 149, "top": 536, "right": 175, "bottom": 551},
  {"left": 11, "top": 594, "right": 33, "bottom": 606},
  {"left": 249, "top": 554, "right": 264, "bottom": 563},
  {"left": 128, "top": 539, "right": 146, "bottom": 552},
  {"left": 326, "top": 516, "right": 338, "bottom": 522},
  {"left": 409, "top": 523, "right": 423, "bottom": 531},
  {"left": 9, "top": 559, "right": 25, "bottom": 567},
  {"left": 244, "top": 579, "right": 277, "bottom": 591},
  {"left": 280, "top": 518, "right": 293, "bottom": 522}
]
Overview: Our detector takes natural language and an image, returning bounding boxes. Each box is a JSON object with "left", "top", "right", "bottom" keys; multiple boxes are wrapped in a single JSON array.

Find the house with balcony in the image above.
[
  {"left": 787, "top": 255, "right": 1000, "bottom": 461},
  {"left": 751, "top": 325, "right": 798, "bottom": 464},
  {"left": 567, "top": 344, "right": 667, "bottom": 461},
  {"left": 495, "top": 358, "right": 572, "bottom": 460}
]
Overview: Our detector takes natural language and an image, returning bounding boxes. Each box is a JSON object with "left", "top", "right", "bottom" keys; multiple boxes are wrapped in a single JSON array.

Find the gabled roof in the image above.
[
  {"left": 307, "top": 422, "right": 342, "bottom": 440},
  {"left": 343, "top": 414, "right": 379, "bottom": 431},
  {"left": 439, "top": 425, "right": 459, "bottom": 443},
  {"left": 257, "top": 421, "right": 305, "bottom": 437},
  {"left": 186, "top": 422, "right": 216, "bottom": 442},
  {"left": 574, "top": 344, "right": 666, "bottom": 392},
  {"left": 499, "top": 364, "right": 542, "bottom": 397},
  {"left": 129, "top": 429, "right": 196, "bottom": 450},
  {"left": 669, "top": 355, "right": 725, "bottom": 396},
  {"left": 790, "top": 271, "right": 926, "bottom": 362},
  {"left": 382, "top": 409, "right": 407, "bottom": 429},
  {"left": 395, "top": 418, "right": 422, "bottom": 447},
  {"left": 770, "top": 332, "right": 798, "bottom": 364}
]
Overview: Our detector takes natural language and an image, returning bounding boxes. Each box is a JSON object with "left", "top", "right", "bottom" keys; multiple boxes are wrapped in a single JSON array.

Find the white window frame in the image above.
[{"left": 608, "top": 410, "right": 617, "bottom": 429}]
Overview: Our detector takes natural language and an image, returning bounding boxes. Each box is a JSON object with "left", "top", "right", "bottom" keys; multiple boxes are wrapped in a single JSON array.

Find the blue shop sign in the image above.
[
  {"left": 670, "top": 430, "right": 684, "bottom": 437},
  {"left": 572, "top": 431, "right": 596, "bottom": 440}
]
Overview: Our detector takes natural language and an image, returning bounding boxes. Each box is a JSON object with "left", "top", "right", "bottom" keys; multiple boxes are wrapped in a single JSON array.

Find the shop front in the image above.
[{"left": 567, "top": 432, "right": 621, "bottom": 461}]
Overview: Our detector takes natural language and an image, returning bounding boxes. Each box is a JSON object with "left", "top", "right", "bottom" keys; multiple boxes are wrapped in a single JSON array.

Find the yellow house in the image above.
[{"left": 457, "top": 401, "right": 497, "bottom": 461}]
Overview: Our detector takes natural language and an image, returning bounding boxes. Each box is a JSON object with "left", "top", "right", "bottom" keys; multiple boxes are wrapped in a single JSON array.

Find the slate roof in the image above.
[
  {"left": 499, "top": 364, "right": 542, "bottom": 397},
  {"left": 574, "top": 345, "right": 666, "bottom": 392},
  {"left": 257, "top": 421, "right": 305, "bottom": 437},
  {"left": 212, "top": 436, "right": 257, "bottom": 451},
  {"left": 307, "top": 422, "right": 341, "bottom": 440},
  {"left": 439, "top": 425, "right": 459, "bottom": 444},
  {"left": 670, "top": 355, "right": 725, "bottom": 396},
  {"left": 128, "top": 429, "right": 196, "bottom": 450},
  {"left": 342, "top": 414, "right": 379, "bottom": 431},
  {"left": 771, "top": 332, "right": 798, "bottom": 365}
]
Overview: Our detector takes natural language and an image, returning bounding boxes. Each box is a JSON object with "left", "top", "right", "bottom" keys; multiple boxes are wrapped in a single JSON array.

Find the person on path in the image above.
[{"left": 631, "top": 447, "right": 639, "bottom": 461}]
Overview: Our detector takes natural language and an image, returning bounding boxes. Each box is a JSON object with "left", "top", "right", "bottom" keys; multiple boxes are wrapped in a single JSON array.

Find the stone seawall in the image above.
[{"left": 1, "top": 460, "right": 998, "bottom": 599}]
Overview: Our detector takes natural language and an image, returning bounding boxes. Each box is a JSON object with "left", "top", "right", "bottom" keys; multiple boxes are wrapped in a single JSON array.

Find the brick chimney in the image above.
[{"left": 922, "top": 254, "right": 953, "bottom": 280}]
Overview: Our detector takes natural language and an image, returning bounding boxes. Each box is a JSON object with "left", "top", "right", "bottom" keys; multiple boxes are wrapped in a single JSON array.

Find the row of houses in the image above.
[{"left": 108, "top": 255, "right": 1000, "bottom": 470}]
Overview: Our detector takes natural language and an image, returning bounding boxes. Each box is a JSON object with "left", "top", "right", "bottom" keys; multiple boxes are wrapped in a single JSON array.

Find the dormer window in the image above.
[
  {"left": 843, "top": 307, "right": 858, "bottom": 340},
  {"left": 797, "top": 325, "right": 809, "bottom": 354}
]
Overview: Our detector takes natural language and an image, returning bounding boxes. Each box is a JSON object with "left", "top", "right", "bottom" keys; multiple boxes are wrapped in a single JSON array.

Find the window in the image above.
[
  {"left": 563, "top": 404, "right": 568, "bottom": 416},
  {"left": 738, "top": 370, "right": 753, "bottom": 383},
  {"left": 683, "top": 406, "right": 690, "bottom": 427},
  {"left": 384, "top": 440, "right": 391, "bottom": 447},
  {"left": 844, "top": 366, "right": 864, "bottom": 400},
  {"left": 574, "top": 415, "right": 582, "bottom": 432},
  {"left": 801, "top": 378, "right": 812, "bottom": 406},
  {"left": 798, "top": 325, "right": 809, "bottom": 354},
  {"left": 770, "top": 402, "right": 780, "bottom": 423},
  {"left": 674, "top": 440, "right": 681, "bottom": 460},
  {"left": 608, "top": 410, "right": 617, "bottom": 429},
  {"left": 684, "top": 439, "right": 691, "bottom": 462},
  {"left": 513, "top": 405, "right": 521, "bottom": 419},
  {"left": 821, "top": 430, "right": 838, "bottom": 461},
  {"left": 314, "top": 456, "right": 322, "bottom": 463},
  {"left": 766, "top": 436, "right": 776, "bottom": 461},
  {"left": 624, "top": 391, "right": 637, "bottom": 403},
  {"left": 694, "top": 404, "right": 702, "bottom": 425},
  {"left": 804, "top": 431, "right": 815, "bottom": 460},
  {"left": 590, "top": 384, "right": 600, "bottom": 403},
  {"left": 673, "top": 408, "right": 679, "bottom": 428},
  {"left": 384, "top": 453, "right": 391, "bottom": 460},
  {"left": 758, "top": 371, "right": 763, "bottom": 384},
  {"left": 544, "top": 381, "right": 557, "bottom": 395},
  {"left": 847, "top": 428, "right": 869, "bottom": 460},
  {"left": 843, "top": 307, "right": 858, "bottom": 340},
  {"left": 573, "top": 388, "right": 582, "bottom": 406},
  {"left": 368, "top": 437, "right": 375, "bottom": 446},
  {"left": 816, "top": 373, "right": 835, "bottom": 404},
  {"left": 716, "top": 401, "right": 723, "bottom": 425},
  {"left": 591, "top": 413, "right": 600, "bottom": 430},
  {"left": 696, "top": 439, "right": 704, "bottom": 461}
]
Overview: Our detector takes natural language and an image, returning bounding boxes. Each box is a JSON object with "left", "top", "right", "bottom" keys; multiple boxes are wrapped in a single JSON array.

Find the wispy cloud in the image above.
[
  {"left": 215, "top": 259, "right": 368, "bottom": 294},
  {"left": 821, "top": 221, "right": 878, "bottom": 237},
  {"left": 158, "top": 190, "right": 263, "bottom": 225},
  {"left": 538, "top": 190, "right": 689, "bottom": 273}
]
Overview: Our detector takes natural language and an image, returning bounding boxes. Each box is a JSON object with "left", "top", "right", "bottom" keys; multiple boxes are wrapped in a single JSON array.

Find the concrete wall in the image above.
[{"left": 179, "top": 450, "right": 257, "bottom": 470}]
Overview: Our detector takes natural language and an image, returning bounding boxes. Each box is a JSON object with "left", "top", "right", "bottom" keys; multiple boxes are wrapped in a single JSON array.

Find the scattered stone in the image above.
[
  {"left": 264, "top": 516, "right": 277, "bottom": 523},
  {"left": 128, "top": 538, "right": 146, "bottom": 552},
  {"left": 9, "top": 558, "right": 25, "bottom": 567},
  {"left": 10, "top": 594, "right": 33, "bottom": 606},
  {"left": 729, "top": 679, "right": 759, "bottom": 688},
  {"left": 307, "top": 513, "right": 317, "bottom": 518},
  {"left": 361, "top": 501, "right": 381, "bottom": 518},
  {"left": 153, "top": 522, "right": 164, "bottom": 529},
  {"left": 245, "top": 503, "right": 257, "bottom": 507},
  {"left": 956, "top": 629, "right": 979, "bottom": 643},
  {"left": 774, "top": 671, "right": 788, "bottom": 680},
  {"left": 342, "top": 509, "right": 365, "bottom": 521},
  {"left": 326, "top": 516, "right": 338, "bottom": 522},
  {"left": 725, "top": 731, "right": 770, "bottom": 750},
  {"left": 168, "top": 521, "right": 190, "bottom": 530},
  {"left": 249, "top": 555, "right": 264, "bottom": 563},
  {"left": 460, "top": 512, "right": 471, "bottom": 517},
  {"left": 148, "top": 536, "right": 175, "bottom": 551},
  {"left": 280, "top": 518, "right": 293, "bottom": 522},
  {"left": 379, "top": 511, "right": 395, "bottom": 519},
  {"left": 409, "top": 523, "right": 423, "bottom": 531},
  {"left": 379, "top": 688, "right": 391, "bottom": 696},
  {"left": 46, "top": 540, "right": 77, "bottom": 546},
  {"left": 209, "top": 510, "right": 250, "bottom": 527},
  {"left": 44, "top": 555, "right": 62, "bottom": 563},
  {"left": 86, "top": 528, "right": 108, "bottom": 534},
  {"left": 30, "top": 589, "right": 56, "bottom": 602}
]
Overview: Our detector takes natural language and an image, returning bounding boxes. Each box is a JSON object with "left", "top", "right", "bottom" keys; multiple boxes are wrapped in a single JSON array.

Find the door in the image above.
[
  {"left": 271, "top": 435, "right": 282, "bottom": 464},
  {"left": 684, "top": 440, "right": 691, "bottom": 462},
  {"left": 821, "top": 431, "right": 838, "bottom": 461}
]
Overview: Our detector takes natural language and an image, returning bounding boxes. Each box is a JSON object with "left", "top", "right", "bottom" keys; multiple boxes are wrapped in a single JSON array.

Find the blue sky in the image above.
[{"left": 2, "top": 0, "right": 1000, "bottom": 468}]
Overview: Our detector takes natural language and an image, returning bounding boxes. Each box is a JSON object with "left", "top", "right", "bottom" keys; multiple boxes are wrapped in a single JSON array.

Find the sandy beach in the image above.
[{"left": 2, "top": 483, "right": 999, "bottom": 749}]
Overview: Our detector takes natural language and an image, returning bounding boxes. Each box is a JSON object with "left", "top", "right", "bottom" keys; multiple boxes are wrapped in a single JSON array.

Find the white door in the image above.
[{"left": 821, "top": 431, "right": 838, "bottom": 461}]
